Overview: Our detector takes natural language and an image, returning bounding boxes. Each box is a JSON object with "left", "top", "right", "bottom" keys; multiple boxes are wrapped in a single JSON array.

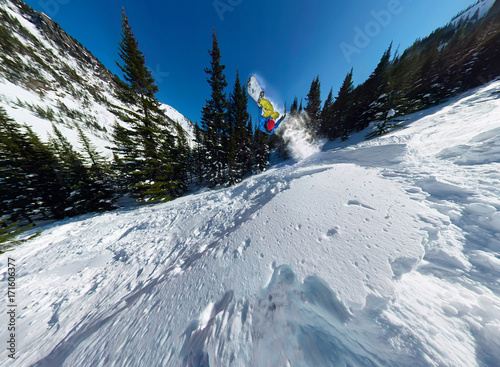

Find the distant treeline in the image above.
[{"left": 292, "top": 1, "right": 500, "bottom": 141}]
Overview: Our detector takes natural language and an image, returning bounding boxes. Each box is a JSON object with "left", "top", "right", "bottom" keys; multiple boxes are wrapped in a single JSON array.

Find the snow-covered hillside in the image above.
[
  {"left": 2, "top": 79, "right": 500, "bottom": 366},
  {"left": 0, "top": 0, "right": 194, "bottom": 154},
  {"left": 451, "top": 0, "right": 495, "bottom": 25},
  {"left": 0, "top": 76, "right": 195, "bottom": 156}
]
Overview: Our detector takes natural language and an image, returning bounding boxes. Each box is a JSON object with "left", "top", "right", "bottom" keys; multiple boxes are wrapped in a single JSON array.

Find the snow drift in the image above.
[{"left": 2, "top": 80, "right": 500, "bottom": 366}]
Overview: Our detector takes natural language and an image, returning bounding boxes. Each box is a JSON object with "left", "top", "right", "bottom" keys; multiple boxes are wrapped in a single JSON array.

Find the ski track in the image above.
[{"left": 2, "top": 82, "right": 500, "bottom": 366}]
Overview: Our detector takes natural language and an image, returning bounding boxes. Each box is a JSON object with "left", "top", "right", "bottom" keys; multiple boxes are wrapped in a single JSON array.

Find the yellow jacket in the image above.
[{"left": 260, "top": 97, "right": 280, "bottom": 120}]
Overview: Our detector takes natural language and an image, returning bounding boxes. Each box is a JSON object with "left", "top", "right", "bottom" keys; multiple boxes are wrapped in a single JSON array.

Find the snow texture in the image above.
[{"left": 3, "top": 82, "right": 500, "bottom": 366}]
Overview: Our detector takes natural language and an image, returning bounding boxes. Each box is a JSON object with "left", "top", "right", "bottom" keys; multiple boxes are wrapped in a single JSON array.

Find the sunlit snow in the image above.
[{"left": 2, "top": 78, "right": 500, "bottom": 366}]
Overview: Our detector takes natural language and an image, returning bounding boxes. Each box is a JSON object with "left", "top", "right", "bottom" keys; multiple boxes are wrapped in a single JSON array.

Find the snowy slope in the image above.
[
  {"left": 451, "top": 0, "right": 495, "bottom": 25},
  {"left": 162, "top": 104, "right": 196, "bottom": 147},
  {"left": 0, "top": 78, "right": 114, "bottom": 155},
  {"left": 0, "top": 76, "right": 195, "bottom": 156},
  {"left": 2, "top": 80, "right": 500, "bottom": 366}
]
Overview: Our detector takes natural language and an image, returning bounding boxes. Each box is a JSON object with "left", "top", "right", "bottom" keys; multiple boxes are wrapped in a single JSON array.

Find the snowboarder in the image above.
[
  {"left": 247, "top": 75, "right": 286, "bottom": 135},
  {"left": 258, "top": 94, "right": 286, "bottom": 134}
]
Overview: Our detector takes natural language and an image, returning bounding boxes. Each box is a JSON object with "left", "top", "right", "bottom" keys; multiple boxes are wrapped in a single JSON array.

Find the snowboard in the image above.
[
  {"left": 247, "top": 75, "right": 287, "bottom": 134},
  {"left": 247, "top": 75, "right": 264, "bottom": 105}
]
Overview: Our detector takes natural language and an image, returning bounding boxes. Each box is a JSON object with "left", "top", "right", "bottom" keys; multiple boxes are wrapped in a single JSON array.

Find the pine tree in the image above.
[
  {"left": 193, "top": 123, "right": 207, "bottom": 186},
  {"left": 305, "top": 75, "right": 322, "bottom": 133},
  {"left": 116, "top": 9, "right": 160, "bottom": 158},
  {"left": 111, "top": 120, "right": 137, "bottom": 191},
  {"left": 332, "top": 68, "right": 355, "bottom": 140},
  {"left": 354, "top": 44, "right": 393, "bottom": 131},
  {"left": 367, "top": 43, "right": 392, "bottom": 95},
  {"left": 254, "top": 129, "right": 270, "bottom": 172},
  {"left": 0, "top": 217, "right": 38, "bottom": 254},
  {"left": 113, "top": 9, "right": 176, "bottom": 201},
  {"left": 228, "top": 69, "right": 252, "bottom": 183},
  {"left": 170, "top": 121, "right": 191, "bottom": 194},
  {"left": 290, "top": 97, "right": 299, "bottom": 116},
  {"left": 200, "top": 29, "right": 229, "bottom": 188},
  {"left": 76, "top": 126, "right": 116, "bottom": 212},
  {"left": 1, "top": 109, "right": 113, "bottom": 224},
  {"left": 243, "top": 118, "right": 255, "bottom": 175},
  {"left": 49, "top": 124, "right": 89, "bottom": 216},
  {"left": 319, "top": 88, "right": 334, "bottom": 137},
  {"left": 76, "top": 124, "right": 107, "bottom": 171},
  {"left": 226, "top": 82, "right": 239, "bottom": 186},
  {"left": 11, "top": 125, "right": 69, "bottom": 220},
  {"left": 0, "top": 107, "right": 34, "bottom": 224}
]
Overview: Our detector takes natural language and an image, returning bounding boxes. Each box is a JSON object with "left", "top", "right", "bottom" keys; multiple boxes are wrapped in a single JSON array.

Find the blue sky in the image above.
[{"left": 25, "top": 0, "right": 477, "bottom": 123}]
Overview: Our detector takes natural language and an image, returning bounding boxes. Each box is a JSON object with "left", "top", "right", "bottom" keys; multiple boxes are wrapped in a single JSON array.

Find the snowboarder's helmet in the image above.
[{"left": 267, "top": 119, "right": 276, "bottom": 132}]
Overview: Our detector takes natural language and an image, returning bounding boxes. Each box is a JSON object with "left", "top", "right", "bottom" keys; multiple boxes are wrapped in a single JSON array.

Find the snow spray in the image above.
[{"left": 279, "top": 113, "right": 324, "bottom": 160}]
